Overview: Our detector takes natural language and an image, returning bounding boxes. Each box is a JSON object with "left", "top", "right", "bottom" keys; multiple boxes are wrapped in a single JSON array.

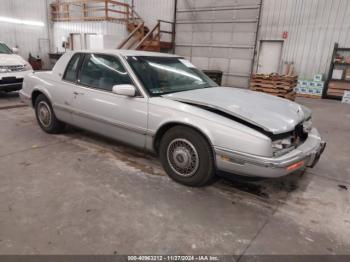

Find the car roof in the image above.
[{"left": 72, "top": 49, "right": 181, "bottom": 58}]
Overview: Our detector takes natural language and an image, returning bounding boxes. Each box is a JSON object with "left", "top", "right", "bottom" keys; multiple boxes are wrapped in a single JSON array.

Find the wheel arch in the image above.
[
  {"left": 31, "top": 88, "right": 52, "bottom": 107},
  {"left": 153, "top": 122, "right": 215, "bottom": 157}
]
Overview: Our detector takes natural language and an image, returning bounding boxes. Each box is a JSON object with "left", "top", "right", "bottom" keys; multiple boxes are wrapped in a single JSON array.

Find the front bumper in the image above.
[
  {"left": 0, "top": 78, "right": 23, "bottom": 92},
  {"left": 0, "top": 71, "right": 31, "bottom": 92},
  {"left": 215, "top": 128, "right": 326, "bottom": 178}
]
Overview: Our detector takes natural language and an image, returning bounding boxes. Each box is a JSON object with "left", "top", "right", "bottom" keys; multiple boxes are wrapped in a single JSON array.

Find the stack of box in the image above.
[
  {"left": 342, "top": 91, "right": 350, "bottom": 104},
  {"left": 295, "top": 74, "right": 324, "bottom": 98}
]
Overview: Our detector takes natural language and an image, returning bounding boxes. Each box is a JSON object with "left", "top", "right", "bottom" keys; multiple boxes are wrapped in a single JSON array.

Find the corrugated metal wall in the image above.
[
  {"left": 257, "top": 0, "right": 350, "bottom": 79},
  {"left": 131, "top": 0, "right": 175, "bottom": 28},
  {"left": 0, "top": 0, "right": 50, "bottom": 68},
  {"left": 175, "top": 0, "right": 262, "bottom": 88}
]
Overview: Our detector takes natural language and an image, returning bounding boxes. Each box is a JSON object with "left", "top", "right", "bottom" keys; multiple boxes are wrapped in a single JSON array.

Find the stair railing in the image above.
[
  {"left": 135, "top": 20, "right": 175, "bottom": 51},
  {"left": 159, "top": 20, "right": 176, "bottom": 51},
  {"left": 129, "top": 8, "right": 144, "bottom": 24},
  {"left": 50, "top": 0, "right": 144, "bottom": 23},
  {"left": 118, "top": 22, "right": 144, "bottom": 49},
  {"left": 135, "top": 21, "right": 160, "bottom": 50}
]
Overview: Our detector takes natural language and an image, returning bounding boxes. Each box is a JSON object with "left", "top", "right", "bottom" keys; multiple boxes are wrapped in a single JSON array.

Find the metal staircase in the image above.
[
  {"left": 50, "top": 0, "right": 175, "bottom": 53},
  {"left": 118, "top": 8, "right": 175, "bottom": 53}
]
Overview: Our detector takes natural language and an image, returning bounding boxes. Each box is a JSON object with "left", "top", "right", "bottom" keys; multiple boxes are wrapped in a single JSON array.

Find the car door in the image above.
[
  {"left": 51, "top": 53, "right": 84, "bottom": 124},
  {"left": 71, "top": 53, "right": 148, "bottom": 149}
]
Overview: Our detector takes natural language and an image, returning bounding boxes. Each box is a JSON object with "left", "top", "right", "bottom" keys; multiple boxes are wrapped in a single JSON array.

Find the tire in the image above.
[
  {"left": 159, "top": 126, "right": 216, "bottom": 187},
  {"left": 34, "top": 94, "right": 65, "bottom": 134}
]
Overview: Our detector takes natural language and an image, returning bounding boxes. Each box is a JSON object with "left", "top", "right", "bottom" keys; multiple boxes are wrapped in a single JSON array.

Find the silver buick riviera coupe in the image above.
[{"left": 20, "top": 50, "right": 326, "bottom": 187}]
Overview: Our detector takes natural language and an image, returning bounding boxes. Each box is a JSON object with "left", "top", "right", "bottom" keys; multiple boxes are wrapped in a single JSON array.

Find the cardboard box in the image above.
[
  {"left": 314, "top": 74, "right": 323, "bottom": 82},
  {"left": 299, "top": 80, "right": 309, "bottom": 88},
  {"left": 315, "top": 81, "right": 324, "bottom": 88},
  {"left": 313, "top": 87, "right": 323, "bottom": 95},
  {"left": 309, "top": 82, "right": 316, "bottom": 88},
  {"left": 296, "top": 79, "right": 324, "bottom": 96},
  {"left": 342, "top": 97, "right": 350, "bottom": 104},
  {"left": 332, "top": 69, "right": 343, "bottom": 80}
]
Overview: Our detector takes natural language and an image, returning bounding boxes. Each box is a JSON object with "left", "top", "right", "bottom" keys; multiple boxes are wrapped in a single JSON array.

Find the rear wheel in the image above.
[
  {"left": 34, "top": 94, "right": 65, "bottom": 134},
  {"left": 159, "top": 126, "right": 216, "bottom": 187}
]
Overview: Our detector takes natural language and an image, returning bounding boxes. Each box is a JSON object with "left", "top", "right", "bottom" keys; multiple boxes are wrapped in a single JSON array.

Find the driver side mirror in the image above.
[{"left": 112, "top": 84, "right": 136, "bottom": 97}]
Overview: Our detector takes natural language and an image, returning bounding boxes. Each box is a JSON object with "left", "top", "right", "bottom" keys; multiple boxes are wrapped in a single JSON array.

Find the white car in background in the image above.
[{"left": 0, "top": 42, "right": 33, "bottom": 92}]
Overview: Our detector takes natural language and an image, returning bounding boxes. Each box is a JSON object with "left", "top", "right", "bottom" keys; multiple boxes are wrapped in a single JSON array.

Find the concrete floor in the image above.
[{"left": 0, "top": 92, "right": 349, "bottom": 255}]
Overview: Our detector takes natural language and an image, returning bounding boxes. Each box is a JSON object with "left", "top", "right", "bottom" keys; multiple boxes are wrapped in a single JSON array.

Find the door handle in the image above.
[{"left": 73, "top": 91, "right": 84, "bottom": 96}]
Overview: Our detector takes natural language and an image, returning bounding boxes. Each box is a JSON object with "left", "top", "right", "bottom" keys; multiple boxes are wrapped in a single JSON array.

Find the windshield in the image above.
[
  {"left": 126, "top": 56, "right": 218, "bottom": 96},
  {"left": 0, "top": 43, "right": 13, "bottom": 54}
]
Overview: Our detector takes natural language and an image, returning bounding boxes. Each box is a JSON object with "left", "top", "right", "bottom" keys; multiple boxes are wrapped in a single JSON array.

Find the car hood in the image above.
[
  {"left": 163, "top": 87, "right": 311, "bottom": 134},
  {"left": 0, "top": 54, "right": 27, "bottom": 66}
]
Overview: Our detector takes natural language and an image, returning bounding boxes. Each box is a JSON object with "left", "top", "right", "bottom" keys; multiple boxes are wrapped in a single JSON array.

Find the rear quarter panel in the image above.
[{"left": 21, "top": 53, "right": 75, "bottom": 122}]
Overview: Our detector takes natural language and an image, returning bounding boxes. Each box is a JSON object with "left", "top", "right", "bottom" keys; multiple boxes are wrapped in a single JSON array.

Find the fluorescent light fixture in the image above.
[{"left": 0, "top": 16, "right": 45, "bottom": 27}]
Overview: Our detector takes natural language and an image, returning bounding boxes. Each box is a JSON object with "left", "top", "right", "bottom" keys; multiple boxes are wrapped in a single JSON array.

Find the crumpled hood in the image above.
[
  {"left": 163, "top": 87, "right": 311, "bottom": 134},
  {"left": 0, "top": 54, "right": 27, "bottom": 66}
]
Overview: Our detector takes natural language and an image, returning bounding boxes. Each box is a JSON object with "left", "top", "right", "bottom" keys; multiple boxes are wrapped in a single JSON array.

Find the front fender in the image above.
[{"left": 147, "top": 98, "right": 273, "bottom": 157}]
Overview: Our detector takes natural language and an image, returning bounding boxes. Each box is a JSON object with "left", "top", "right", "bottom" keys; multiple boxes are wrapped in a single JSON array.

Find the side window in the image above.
[
  {"left": 79, "top": 54, "right": 132, "bottom": 92},
  {"left": 63, "top": 53, "right": 82, "bottom": 82}
]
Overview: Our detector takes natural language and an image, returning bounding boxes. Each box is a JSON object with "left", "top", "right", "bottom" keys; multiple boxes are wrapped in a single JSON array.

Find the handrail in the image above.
[
  {"left": 158, "top": 20, "right": 174, "bottom": 24},
  {"left": 134, "top": 19, "right": 175, "bottom": 51},
  {"left": 129, "top": 8, "right": 144, "bottom": 24},
  {"left": 117, "top": 22, "right": 144, "bottom": 49},
  {"left": 51, "top": 0, "right": 135, "bottom": 22},
  {"left": 135, "top": 21, "right": 160, "bottom": 50}
]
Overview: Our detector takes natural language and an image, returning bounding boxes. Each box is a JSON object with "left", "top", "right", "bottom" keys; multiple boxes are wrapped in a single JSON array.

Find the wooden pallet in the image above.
[
  {"left": 251, "top": 86, "right": 291, "bottom": 94},
  {"left": 250, "top": 82, "right": 296, "bottom": 92},
  {"left": 296, "top": 93, "right": 322, "bottom": 99},
  {"left": 250, "top": 74, "right": 298, "bottom": 101},
  {"left": 251, "top": 79, "right": 298, "bottom": 86},
  {"left": 252, "top": 74, "right": 298, "bottom": 82}
]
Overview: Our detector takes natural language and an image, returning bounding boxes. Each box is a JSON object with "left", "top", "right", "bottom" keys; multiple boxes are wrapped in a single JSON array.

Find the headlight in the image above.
[
  {"left": 303, "top": 119, "right": 312, "bottom": 133},
  {"left": 272, "top": 138, "right": 292, "bottom": 150},
  {"left": 272, "top": 137, "right": 295, "bottom": 156},
  {"left": 0, "top": 68, "right": 10, "bottom": 73},
  {"left": 24, "top": 63, "right": 33, "bottom": 71}
]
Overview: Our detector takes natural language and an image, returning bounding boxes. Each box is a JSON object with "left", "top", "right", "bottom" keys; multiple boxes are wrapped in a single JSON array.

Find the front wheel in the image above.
[
  {"left": 159, "top": 126, "right": 216, "bottom": 187},
  {"left": 34, "top": 94, "right": 65, "bottom": 134}
]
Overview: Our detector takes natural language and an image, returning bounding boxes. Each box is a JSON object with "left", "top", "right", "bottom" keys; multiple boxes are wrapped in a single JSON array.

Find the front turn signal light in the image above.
[{"left": 286, "top": 161, "right": 305, "bottom": 171}]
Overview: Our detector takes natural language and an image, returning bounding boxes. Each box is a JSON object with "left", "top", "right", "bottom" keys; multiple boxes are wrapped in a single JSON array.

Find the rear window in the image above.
[{"left": 63, "top": 53, "right": 83, "bottom": 82}]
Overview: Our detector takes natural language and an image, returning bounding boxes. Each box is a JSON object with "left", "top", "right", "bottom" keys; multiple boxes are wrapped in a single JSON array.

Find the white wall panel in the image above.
[
  {"left": 0, "top": 0, "right": 50, "bottom": 68},
  {"left": 131, "top": 0, "right": 175, "bottom": 28},
  {"left": 52, "top": 21, "right": 127, "bottom": 52},
  {"left": 256, "top": 0, "right": 350, "bottom": 79}
]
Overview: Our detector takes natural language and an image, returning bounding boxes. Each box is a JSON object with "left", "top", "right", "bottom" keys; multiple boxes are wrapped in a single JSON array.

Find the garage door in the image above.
[{"left": 175, "top": 0, "right": 261, "bottom": 88}]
